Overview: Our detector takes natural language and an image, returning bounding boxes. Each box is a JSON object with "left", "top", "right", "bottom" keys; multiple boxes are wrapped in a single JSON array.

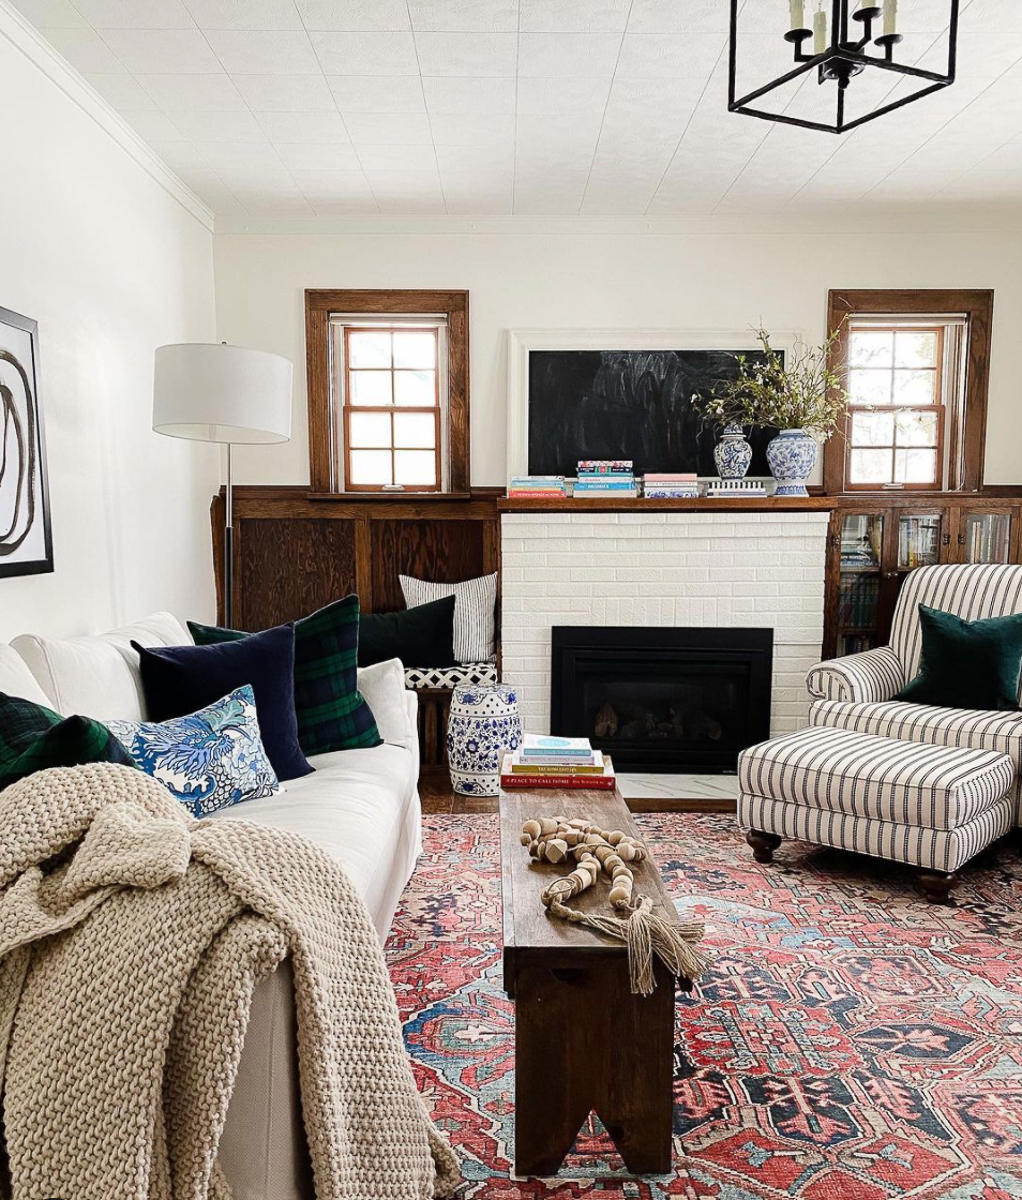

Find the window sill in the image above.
[{"left": 306, "top": 491, "right": 474, "bottom": 502}]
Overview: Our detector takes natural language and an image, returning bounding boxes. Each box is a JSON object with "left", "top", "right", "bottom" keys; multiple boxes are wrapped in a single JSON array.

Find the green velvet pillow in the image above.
[
  {"left": 894, "top": 604, "right": 1022, "bottom": 711},
  {"left": 0, "top": 692, "right": 136, "bottom": 791}
]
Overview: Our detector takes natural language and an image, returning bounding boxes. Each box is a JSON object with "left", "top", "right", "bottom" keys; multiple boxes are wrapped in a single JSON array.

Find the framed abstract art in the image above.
[{"left": 0, "top": 306, "right": 53, "bottom": 578}]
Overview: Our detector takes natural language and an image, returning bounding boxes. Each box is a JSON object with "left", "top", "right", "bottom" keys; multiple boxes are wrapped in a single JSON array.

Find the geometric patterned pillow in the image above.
[
  {"left": 107, "top": 685, "right": 279, "bottom": 818},
  {"left": 0, "top": 691, "right": 136, "bottom": 792}
]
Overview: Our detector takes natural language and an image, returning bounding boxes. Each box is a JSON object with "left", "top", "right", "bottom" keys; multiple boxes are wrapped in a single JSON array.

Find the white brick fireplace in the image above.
[{"left": 500, "top": 510, "right": 830, "bottom": 747}]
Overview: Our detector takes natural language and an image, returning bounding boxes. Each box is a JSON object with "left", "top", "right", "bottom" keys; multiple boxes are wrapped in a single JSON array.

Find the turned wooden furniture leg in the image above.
[
  {"left": 917, "top": 868, "right": 960, "bottom": 903},
  {"left": 514, "top": 961, "right": 674, "bottom": 1176},
  {"left": 746, "top": 829, "right": 782, "bottom": 864}
]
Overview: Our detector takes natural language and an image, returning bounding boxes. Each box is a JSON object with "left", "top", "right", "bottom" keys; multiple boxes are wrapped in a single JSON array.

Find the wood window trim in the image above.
[
  {"left": 824, "top": 288, "right": 994, "bottom": 496},
  {"left": 305, "top": 288, "right": 469, "bottom": 495}
]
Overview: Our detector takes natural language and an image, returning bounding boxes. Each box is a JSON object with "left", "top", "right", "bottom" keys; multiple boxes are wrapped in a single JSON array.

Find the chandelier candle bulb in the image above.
[
  {"left": 813, "top": 6, "right": 827, "bottom": 52},
  {"left": 884, "top": 0, "right": 898, "bottom": 33},
  {"left": 789, "top": 0, "right": 805, "bottom": 29}
]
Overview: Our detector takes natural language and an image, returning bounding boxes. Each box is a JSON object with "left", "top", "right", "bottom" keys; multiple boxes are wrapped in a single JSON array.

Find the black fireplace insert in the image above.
[{"left": 550, "top": 626, "right": 773, "bottom": 774}]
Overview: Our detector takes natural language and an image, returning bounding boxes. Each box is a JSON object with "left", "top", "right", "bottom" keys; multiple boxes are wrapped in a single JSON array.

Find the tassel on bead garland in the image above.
[{"left": 520, "top": 817, "right": 709, "bottom": 996}]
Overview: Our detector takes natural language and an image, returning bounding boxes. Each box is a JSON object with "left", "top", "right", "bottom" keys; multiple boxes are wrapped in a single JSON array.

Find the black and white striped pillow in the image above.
[{"left": 399, "top": 573, "right": 497, "bottom": 663}]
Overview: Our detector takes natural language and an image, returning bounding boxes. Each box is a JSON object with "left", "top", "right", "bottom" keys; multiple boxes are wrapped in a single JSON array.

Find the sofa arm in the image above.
[
  {"left": 805, "top": 645, "right": 905, "bottom": 703},
  {"left": 357, "top": 658, "right": 416, "bottom": 749}
]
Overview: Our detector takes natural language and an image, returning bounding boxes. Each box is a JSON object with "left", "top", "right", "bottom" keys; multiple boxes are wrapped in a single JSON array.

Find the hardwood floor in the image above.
[{"left": 419, "top": 776, "right": 736, "bottom": 815}]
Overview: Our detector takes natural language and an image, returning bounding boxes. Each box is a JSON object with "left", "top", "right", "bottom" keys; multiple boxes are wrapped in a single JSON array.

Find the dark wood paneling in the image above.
[
  {"left": 370, "top": 518, "right": 487, "bottom": 611},
  {"left": 236, "top": 517, "right": 357, "bottom": 630}
]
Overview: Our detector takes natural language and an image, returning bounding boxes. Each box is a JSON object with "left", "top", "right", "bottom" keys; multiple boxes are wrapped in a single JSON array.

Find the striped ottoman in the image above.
[{"left": 737, "top": 725, "right": 1015, "bottom": 902}]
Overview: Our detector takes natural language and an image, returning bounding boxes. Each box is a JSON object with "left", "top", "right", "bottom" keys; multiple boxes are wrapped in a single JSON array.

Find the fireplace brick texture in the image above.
[{"left": 501, "top": 510, "right": 829, "bottom": 739}]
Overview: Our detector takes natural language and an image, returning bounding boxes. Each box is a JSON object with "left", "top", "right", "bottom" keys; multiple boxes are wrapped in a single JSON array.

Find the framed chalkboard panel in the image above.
[{"left": 507, "top": 330, "right": 797, "bottom": 480}]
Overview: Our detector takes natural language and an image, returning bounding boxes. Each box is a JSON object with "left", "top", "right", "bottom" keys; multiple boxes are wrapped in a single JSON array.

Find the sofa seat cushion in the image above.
[
  {"left": 738, "top": 725, "right": 1014, "bottom": 830},
  {"left": 209, "top": 742, "right": 416, "bottom": 925},
  {"left": 404, "top": 663, "right": 499, "bottom": 691}
]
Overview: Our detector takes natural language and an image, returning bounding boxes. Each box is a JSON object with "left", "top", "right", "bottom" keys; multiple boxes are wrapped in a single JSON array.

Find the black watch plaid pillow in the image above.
[{"left": 188, "top": 594, "right": 381, "bottom": 757}]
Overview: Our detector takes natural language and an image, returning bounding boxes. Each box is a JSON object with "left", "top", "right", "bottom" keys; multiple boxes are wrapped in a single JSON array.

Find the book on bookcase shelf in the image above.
[{"left": 500, "top": 752, "right": 616, "bottom": 790}]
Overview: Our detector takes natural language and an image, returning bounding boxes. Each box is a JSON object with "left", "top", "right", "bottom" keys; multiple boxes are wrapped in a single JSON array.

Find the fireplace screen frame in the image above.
[{"left": 550, "top": 625, "right": 774, "bottom": 774}]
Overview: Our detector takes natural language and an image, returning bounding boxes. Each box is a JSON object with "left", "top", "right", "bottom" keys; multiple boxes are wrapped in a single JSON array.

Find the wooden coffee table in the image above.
[{"left": 500, "top": 785, "right": 692, "bottom": 1177}]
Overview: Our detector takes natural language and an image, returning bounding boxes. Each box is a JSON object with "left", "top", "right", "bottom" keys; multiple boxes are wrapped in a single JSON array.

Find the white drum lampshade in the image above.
[{"left": 153, "top": 342, "right": 292, "bottom": 444}]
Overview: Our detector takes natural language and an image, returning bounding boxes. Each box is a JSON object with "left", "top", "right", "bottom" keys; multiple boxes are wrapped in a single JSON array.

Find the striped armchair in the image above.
[{"left": 806, "top": 563, "right": 1022, "bottom": 825}]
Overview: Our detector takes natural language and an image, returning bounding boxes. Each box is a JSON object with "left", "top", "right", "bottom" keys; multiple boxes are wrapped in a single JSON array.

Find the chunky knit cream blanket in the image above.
[{"left": 0, "top": 763, "right": 459, "bottom": 1200}]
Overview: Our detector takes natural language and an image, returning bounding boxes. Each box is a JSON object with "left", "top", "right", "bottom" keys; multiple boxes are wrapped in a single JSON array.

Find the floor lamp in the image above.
[{"left": 153, "top": 343, "right": 293, "bottom": 628}]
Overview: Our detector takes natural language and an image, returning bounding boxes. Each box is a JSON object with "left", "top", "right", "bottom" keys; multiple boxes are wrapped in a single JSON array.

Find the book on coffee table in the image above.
[{"left": 500, "top": 752, "right": 616, "bottom": 789}]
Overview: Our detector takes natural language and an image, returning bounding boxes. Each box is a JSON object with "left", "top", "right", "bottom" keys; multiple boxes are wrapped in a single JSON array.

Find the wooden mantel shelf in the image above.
[{"left": 498, "top": 496, "right": 839, "bottom": 513}]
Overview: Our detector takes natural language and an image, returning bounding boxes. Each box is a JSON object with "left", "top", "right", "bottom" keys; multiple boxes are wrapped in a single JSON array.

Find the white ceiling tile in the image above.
[
  {"left": 83, "top": 72, "right": 160, "bottom": 108},
  {"left": 245, "top": 196, "right": 317, "bottom": 214},
  {"left": 194, "top": 139, "right": 284, "bottom": 168},
  {"left": 516, "top": 111, "right": 603, "bottom": 145},
  {"left": 357, "top": 143, "right": 438, "bottom": 170},
  {"left": 977, "top": 140, "right": 1022, "bottom": 170},
  {"left": 965, "top": 0, "right": 1022, "bottom": 32},
  {"left": 616, "top": 32, "right": 724, "bottom": 79},
  {"left": 256, "top": 110, "right": 351, "bottom": 142},
  {"left": 310, "top": 31, "right": 419, "bottom": 73},
  {"left": 169, "top": 107, "right": 266, "bottom": 139},
  {"left": 327, "top": 74, "right": 426, "bottom": 111},
  {"left": 519, "top": 0, "right": 631, "bottom": 33},
  {"left": 513, "top": 183, "right": 586, "bottom": 214},
  {"left": 407, "top": 0, "right": 517, "bottom": 33},
  {"left": 515, "top": 75, "right": 610, "bottom": 115},
  {"left": 434, "top": 140, "right": 514, "bottom": 170},
  {"left": 182, "top": 0, "right": 303, "bottom": 29},
  {"left": 517, "top": 32, "right": 621, "bottom": 76},
  {"left": 938, "top": 169, "right": 1022, "bottom": 198},
  {"left": 296, "top": 0, "right": 410, "bottom": 31},
  {"left": 365, "top": 168, "right": 441, "bottom": 192},
  {"left": 100, "top": 28, "right": 224, "bottom": 72},
  {"left": 148, "top": 139, "right": 209, "bottom": 169},
  {"left": 174, "top": 170, "right": 247, "bottom": 210},
  {"left": 377, "top": 195, "right": 447, "bottom": 213},
  {"left": 423, "top": 74, "right": 515, "bottom": 113},
  {"left": 310, "top": 196, "right": 381, "bottom": 212},
  {"left": 274, "top": 141, "right": 362, "bottom": 169},
  {"left": 215, "top": 166, "right": 303, "bottom": 196},
  {"left": 343, "top": 111, "right": 434, "bottom": 144},
  {"left": 72, "top": 0, "right": 195, "bottom": 28},
  {"left": 429, "top": 112, "right": 514, "bottom": 144},
  {"left": 43, "top": 28, "right": 126, "bottom": 71},
  {"left": 203, "top": 29, "right": 319, "bottom": 72},
  {"left": 140, "top": 72, "right": 247, "bottom": 108},
  {"left": 414, "top": 31, "right": 518, "bottom": 75},
  {"left": 10, "top": 0, "right": 87, "bottom": 27},
  {"left": 230, "top": 73, "right": 336, "bottom": 109},
  {"left": 627, "top": 0, "right": 726, "bottom": 33},
  {"left": 291, "top": 168, "right": 375, "bottom": 196},
  {"left": 119, "top": 109, "right": 187, "bottom": 140},
  {"left": 442, "top": 174, "right": 513, "bottom": 213}
]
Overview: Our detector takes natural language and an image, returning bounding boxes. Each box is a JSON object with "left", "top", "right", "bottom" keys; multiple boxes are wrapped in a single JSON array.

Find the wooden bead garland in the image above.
[{"left": 520, "top": 816, "right": 708, "bottom": 996}]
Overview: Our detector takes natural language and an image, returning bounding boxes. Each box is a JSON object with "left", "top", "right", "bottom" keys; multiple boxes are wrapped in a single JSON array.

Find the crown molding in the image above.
[{"left": 0, "top": 0, "right": 213, "bottom": 233}]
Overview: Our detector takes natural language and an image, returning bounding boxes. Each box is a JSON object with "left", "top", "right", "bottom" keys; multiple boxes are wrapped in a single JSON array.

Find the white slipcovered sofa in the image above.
[{"left": 0, "top": 611, "right": 422, "bottom": 1200}]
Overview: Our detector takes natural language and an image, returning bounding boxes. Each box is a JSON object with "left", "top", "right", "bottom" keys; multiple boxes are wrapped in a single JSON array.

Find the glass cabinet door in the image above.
[
  {"left": 897, "top": 512, "right": 945, "bottom": 571},
  {"left": 836, "top": 513, "right": 884, "bottom": 656},
  {"left": 960, "top": 511, "right": 1012, "bottom": 564}
]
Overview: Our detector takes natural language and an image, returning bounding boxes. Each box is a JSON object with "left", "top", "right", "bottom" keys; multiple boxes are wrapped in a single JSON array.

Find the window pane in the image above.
[
  {"left": 893, "top": 369, "right": 936, "bottom": 405},
  {"left": 394, "top": 369, "right": 435, "bottom": 406},
  {"left": 348, "top": 331, "right": 391, "bottom": 368},
  {"left": 895, "top": 409, "right": 939, "bottom": 447},
  {"left": 393, "top": 411, "right": 436, "bottom": 449},
  {"left": 349, "top": 449, "right": 393, "bottom": 486},
  {"left": 850, "top": 410, "right": 895, "bottom": 446},
  {"left": 393, "top": 331, "right": 436, "bottom": 369},
  {"left": 894, "top": 331, "right": 938, "bottom": 368},
  {"left": 848, "top": 369, "right": 893, "bottom": 405},
  {"left": 348, "top": 410, "right": 392, "bottom": 448},
  {"left": 849, "top": 330, "right": 893, "bottom": 368},
  {"left": 349, "top": 370, "right": 392, "bottom": 405},
  {"left": 394, "top": 450, "right": 436, "bottom": 487},
  {"left": 849, "top": 447, "right": 893, "bottom": 484},
  {"left": 894, "top": 448, "right": 938, "bottom": 484}
]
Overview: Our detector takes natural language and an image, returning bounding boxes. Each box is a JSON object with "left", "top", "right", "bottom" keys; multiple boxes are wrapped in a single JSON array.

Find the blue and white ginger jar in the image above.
[
  {"left": 713, "top": 423, "right": 753, "bottom": 479},
  {"left": 766, "top": 428, "right": 817, "bottom": 497},
  {"left": 447, "top": 682, "right": 522, "bottom": 796}
]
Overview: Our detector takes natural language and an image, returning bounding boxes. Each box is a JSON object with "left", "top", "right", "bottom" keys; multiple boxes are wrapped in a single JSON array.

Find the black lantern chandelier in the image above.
[{"left": 728, "top": 0, "right": 960, "bottom": 134}]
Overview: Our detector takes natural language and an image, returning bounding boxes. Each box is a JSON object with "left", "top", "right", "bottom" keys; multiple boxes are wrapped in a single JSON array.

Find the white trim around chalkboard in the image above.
[{"left": 506, "top": 328, "right": 803, "bottom": 479}]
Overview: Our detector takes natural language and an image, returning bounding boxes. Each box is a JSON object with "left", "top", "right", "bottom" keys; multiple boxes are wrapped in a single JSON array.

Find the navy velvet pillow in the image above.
[{"left": 132, "top": 623, "right": 313, "bottom": 781}]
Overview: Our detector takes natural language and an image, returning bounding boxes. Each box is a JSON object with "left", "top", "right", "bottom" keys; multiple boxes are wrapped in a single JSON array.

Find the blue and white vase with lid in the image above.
[
  {"left": 713, "top": 422, "right": 753, "bottom": 480},
  {"left": 446, "top": 682, "right": 522, "bottom": 797},
  {"left": 766, "top": 428, "right": 818, "bottom": 497}
]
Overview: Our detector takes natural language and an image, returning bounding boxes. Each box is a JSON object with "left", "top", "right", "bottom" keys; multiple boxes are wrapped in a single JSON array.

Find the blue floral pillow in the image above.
[{"left": 107, "top": 685, "right": 279, "bottom": 817}]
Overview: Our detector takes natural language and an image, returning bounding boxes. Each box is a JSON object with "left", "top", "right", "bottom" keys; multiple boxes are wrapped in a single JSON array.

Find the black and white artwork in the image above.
[
  {"left": 0, "top": 307, "right": 53, "bottom": 578},
  {"left": 526, "top": 347, "right": 780, "bottom": 478}
]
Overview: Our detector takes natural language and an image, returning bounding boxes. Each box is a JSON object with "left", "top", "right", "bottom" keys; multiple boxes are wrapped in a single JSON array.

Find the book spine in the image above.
[{"left": 501, "top": 774, "right": 616, "bottom": 790}]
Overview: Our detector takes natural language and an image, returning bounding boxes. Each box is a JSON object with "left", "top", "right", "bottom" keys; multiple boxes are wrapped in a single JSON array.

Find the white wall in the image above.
[
  {"left": 214, "top": 219, "right": 1022, "bottom": 489},
  {"left": 0, "top": 4, "right": 218, "bottom": 642}
]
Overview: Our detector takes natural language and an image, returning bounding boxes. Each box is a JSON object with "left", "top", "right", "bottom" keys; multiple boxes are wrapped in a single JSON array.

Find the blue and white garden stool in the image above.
[{"left": 446, "top": 683, "right": 522, "bottom": 796}]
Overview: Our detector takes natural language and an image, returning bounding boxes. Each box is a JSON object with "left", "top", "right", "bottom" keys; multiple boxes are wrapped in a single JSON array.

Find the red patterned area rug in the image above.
[{"left": 385, "top": 812, "right": 1022, "bottom": 1200}]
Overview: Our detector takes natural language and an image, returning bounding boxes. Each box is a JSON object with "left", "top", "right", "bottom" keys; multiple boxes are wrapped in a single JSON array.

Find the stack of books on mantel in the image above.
[
  {"left": 571, "top": 460, "right": 637, "bottom": 499},
  {"left": 643, "top": 472, "right": 700, "bottom": 499},
  {"left": 500, "top": 735, "right": 616, "bottom": 790},
  {"left": 507, "top": 475, "right": 568, "bottom": 499},
  {"left": 704, "top": 478, "right": 769, "bottom": 498}
]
